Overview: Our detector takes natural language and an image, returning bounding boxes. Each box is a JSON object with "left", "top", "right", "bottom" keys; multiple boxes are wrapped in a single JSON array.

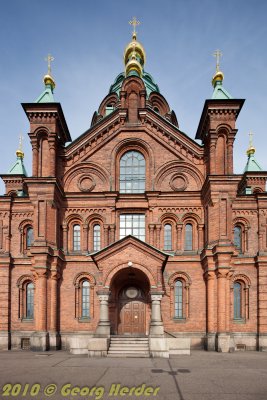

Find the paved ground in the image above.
[{"left": 0, "top": 350, "right": 266, "bottom": 400}]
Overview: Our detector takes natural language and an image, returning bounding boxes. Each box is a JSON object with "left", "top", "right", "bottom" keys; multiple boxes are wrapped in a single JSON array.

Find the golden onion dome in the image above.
[
  {"left": 247, "top": 146, "right": 256, "bottom": 156},
  {"left": 212, "top": 70, "right": 224, "bottom": 87},
  {"left": 125, "top": 54, "right": 143, "bottom": 77},
  {"left": 124, "top": 32, "right": 146, "bottom": 72},
  {"left": 43, "top": 73, "right": 56, "bottom": 89},
  {"left": 16, "top": 149, "right": 24, "bottom": 159}
]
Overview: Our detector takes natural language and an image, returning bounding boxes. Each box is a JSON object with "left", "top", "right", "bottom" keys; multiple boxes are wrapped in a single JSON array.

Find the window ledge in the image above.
[
  {"left": 21, "top": 318, "right": 34, "bottom": 323},
  {"left": 78, "top": 317, "right": 91, "bottom": 323},
  {"left": 173, "top": 317, "right": 186, "bottom": 323},
  {"left": 233, "top": 318, "right": 246, "bottom": 324}
]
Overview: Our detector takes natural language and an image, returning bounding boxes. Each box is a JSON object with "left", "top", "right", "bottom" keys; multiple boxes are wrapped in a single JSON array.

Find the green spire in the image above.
[
  {"left": 244, "top": 132, "right": 262, "bottom": 172},
  {"left": 35, "top": 54, "right": 56, "bottom": 103},
  {"left": 7, "top": 136, "right": 28, "bottom": 176}
]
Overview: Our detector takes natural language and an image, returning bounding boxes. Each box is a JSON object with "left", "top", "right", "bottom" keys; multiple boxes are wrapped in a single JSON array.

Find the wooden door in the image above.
[{"left": 118, "top": 287, "right": 146, "bottom": 335}]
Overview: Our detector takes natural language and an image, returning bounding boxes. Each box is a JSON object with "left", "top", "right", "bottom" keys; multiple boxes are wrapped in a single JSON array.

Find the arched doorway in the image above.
[
  {"left": 109, "top": 267, "right": 150, "bottom": 336},
  {"left": 118, "top": 286, "right": 146, "bottom": 335}
]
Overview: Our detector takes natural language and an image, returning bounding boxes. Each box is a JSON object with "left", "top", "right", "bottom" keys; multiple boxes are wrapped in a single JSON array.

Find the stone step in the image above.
[
  {"left": 107, "top": 353, "right": 150, "bottom": 358},
  {"left": 110, "top": 339, "right": 149, "bottom": 342},
  {"left": 108, "top": 336, "right": 150, "bottom": 358},
  {"left": 109, "top": 347, "right": 149, "bottom": 351}
]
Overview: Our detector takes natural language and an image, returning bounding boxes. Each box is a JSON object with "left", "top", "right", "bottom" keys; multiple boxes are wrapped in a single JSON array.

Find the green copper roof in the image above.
[
  {"left": 8, "top": 155, "right": 28, "bottom": 176},
  {"left": 109, "top": 71, "right": 160, "bottom": 98},
  {"left": 244, "top": 153, "right": 262, "bottom": 172},
  {"left": 35, "top": 83, "right": 55, "bottom": 103},
  {"left": 212, "top": 80, "right": 232, "bottom": 100}
]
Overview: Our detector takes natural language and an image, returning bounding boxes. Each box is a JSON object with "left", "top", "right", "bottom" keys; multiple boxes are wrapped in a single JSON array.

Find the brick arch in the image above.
[
  {"left": 104, "top": 262, "right": 156, "bottom": 288},
  {"left": 232, "top": 273, "right": 251, "bottom": 288},
  {"left": 73, "top": 272, "right": 96, "bottom": 287},
  {"left": 64, "top": 213, "right": 84, "bottom": 225},
  {"left": 121, "top": 75, "right": 146, "bottom": 94},
  {"left": 85, "top": 213, "right": 105, "bottom": 226},
  {"left": 33, "top": 126, "right": 50, "bottom": 140},
  {"left": 168, "top": 271, "right": 192, "bottom": 288},
  {"left": 216, "top": 124, "right": 232, "bottom": 135},
  {"left": 159, "top": 212, "right": 179, "bottom": 224},
  {"left": 18, "top": 219, "right": 33, "bottom": 232},
  {"left": 111, "top": 138, "right": 154, "bottom": 191},
  {"left": 154, "top": 161, "right": 204, "bottom": 191},
  {"left": 233, "top": 216, "right": 250, "bottom": 229},
  {"left": 17, "top": 274, "right": 35, "bottom": 288},
  {"left": 98, "top": 93, "right": 119, "bottom": 117},
  {"left": 181, "top": 213, "right": 201, "bottom": 225},
  {"left": 148, "top": 92, "right": 170, "bottom": 115},
  {"left": 63, "top": 162, "right": 110, "bottom": 191}
]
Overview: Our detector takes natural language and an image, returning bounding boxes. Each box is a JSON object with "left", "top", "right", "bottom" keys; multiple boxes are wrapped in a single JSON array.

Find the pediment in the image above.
[
  {"left": 91, "top": 235, "right": 169, "bottom": 273},
  {"left": 63, "top": 108, "right": 204, "bottom": 172}
]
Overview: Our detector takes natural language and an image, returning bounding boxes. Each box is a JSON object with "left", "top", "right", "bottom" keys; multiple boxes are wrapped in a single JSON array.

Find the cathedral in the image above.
[{"left": 0, "top": 21, "right": 267, "bottom": 357}]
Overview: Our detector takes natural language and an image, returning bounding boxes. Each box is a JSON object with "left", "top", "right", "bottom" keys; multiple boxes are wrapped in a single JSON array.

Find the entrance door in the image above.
[{"left": 118, "top": 287, "right": 146, "bottom": 335}]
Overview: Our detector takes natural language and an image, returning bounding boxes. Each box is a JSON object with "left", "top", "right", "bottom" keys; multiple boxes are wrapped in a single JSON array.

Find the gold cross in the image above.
[
  {"left": 213, "top": 49, "right": 222, "bottom": 72},
  {"left": 129, "top": 17, "right": 140, "bottom": 35},
  {"left": 18, "top": 133, "right": 24, "bottom": 151},
  {"left": 45, "top": 53, "right": 54, "bottom": 75},
  {"left": 248, "top": 131, "right": 254, "bottom": 147}
]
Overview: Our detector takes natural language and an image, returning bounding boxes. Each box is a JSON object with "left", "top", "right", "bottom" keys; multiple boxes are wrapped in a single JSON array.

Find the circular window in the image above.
[
  {"left": 125, "top": 287, "right": 139, "bottom": 299},
  {"left": 170, "top": 174, "right": 188, "bottom": 191}
]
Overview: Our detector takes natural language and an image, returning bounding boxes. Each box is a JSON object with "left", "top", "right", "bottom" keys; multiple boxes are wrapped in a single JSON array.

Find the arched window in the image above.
[
  {"left": 164, "top": 224, "right": 172, "bottom": 251},
  {"left": 234, "top": 226, "right": 242, "bottom": 251},
  {"left": 185, "top": 223, "right": 193, "bottom": 251},
  {"left": 120, "top": 150, "right": 145, "bottom": 193},
  {"left": 174, "top": 280, "right": 183, "bottom": 318},
  {"left": 234, "top": 282, "right": 241, "bottom": 319},
  {"left": 26, "top": 227, "right": 33, "bottom": 248},
  {"left": 26, "top": 282, "right": 34, "bottom": 319},
  {"left": 73, "top": 224, "right": 81, "bottom": 251},
  {"left": 93, "top": 224, "right": 101, "bottom": 251},
  {"left": 81, "top": 281, "right": 90, "bottom": 318}
]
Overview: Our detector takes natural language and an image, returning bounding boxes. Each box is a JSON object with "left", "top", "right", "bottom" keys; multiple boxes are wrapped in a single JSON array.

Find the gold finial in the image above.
[
  {"left": 16, "top": 134, "right": 24, "bottom": 159},
  {"left": 212, "top": 49, "right": 224, "bottom": 87},
  {"left": 247, "top": 131, "right": 256, "bottom": 156},
  {"left": 43, "top": 54, "right": 56, "bottom": 89},
  {"left": 129, "top": 16, "right": 140, "bottom": 38},
  {"left": 45, "top": 54, "right": 54, "bottom": 75},
  {"left": 213, "top": 49, "right": 222, "bottom": 73}
]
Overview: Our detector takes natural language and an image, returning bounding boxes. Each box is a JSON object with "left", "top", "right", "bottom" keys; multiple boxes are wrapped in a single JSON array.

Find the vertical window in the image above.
[
  {"left": 120, "top": 150, "right": 145, "bottom": 193},
  {"left": 164, "top": 224, "right": 172, "bottom": 250},
  {"left": 234, "top": 226, "right": 242, "bottom": 251},
  {"left": 93, "top": 224, "right": 101, "bottom": 251},
  {"left": 234, "top": 282, "right": 241, "bottom": 319},
  {"left": 26, "top": 282, "right": 34, "bottom": 319},
  {"left": 105, "top": 104, "right": 114, "bottom": 116},
  {"left": 26, "top": 227, "right": 33, "bottom": 248},
  {"left": 120, "top": 214, "right": 145, "bottom": 241},
  {"left": 81, "top": 281, "right": 90, "bottom": 318},
  {"left": 185, "top": 223, "right": 193, "bottom": 250},
  {"left": 174, "top": 280, "right": 183, "bottom": 318},
  {"left": 73, "top": 224, "right": 81, "bottom": 251}
]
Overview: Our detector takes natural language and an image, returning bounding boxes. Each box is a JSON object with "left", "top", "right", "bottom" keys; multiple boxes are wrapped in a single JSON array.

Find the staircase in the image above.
[{"left": 107, "top": 336, "right": 150, "bottom": 358}]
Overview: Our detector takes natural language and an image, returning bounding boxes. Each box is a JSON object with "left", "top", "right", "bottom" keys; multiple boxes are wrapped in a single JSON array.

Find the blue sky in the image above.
[{"left": 0, "top": 0, "right": 266, "bottom": 193}]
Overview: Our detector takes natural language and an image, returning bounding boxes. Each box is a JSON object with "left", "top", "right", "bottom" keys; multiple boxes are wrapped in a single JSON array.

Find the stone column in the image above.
[
  {"left": 205, "top": 270, "right": 216, "bottom": 350},
  {"left": 62, "top": 224, "right": 68, "bottom": 253},
  {"left": 31, "top": 143, "right": 38, "bottom": 177},
  {"left": 149, "top": 224, "right": 155, "bottom": 246},
  {"left": 104, "top": 224, "right": 109, "bottom": 247},
  {"left": 0, "top": 260, "right": 11, "bottom": 350},
  {"left": 256, "top": 258, "right": 267, "bottom": 350},
  {"left": 155, "top": 225, "right": 161, "bottom": 249},
  {"left": 216, "top": 269, "right": 230, "bottom": 352},
  {"left": 48, "top": 142, "right": 56, "bottom": 176},
  {"left": 95, "top": 290, "right": 111, "bottom": 336},
  {"left": 49, "top": 270, "right": 60, "bottom": 350},
  {"left": 31, "top": 269, "right": 49, "bottom": 351},
  {"left": 176, "top": 224, "right": 182, "bottom": 252},
  {"left": 109, "top": 225, "right": 115, "bottom": 243},
  {"left": 82, "top": 225, "right": 88, "bottom": 252},
  {"left": 150, "top": 292, "right": 164, "bottom": 336}
]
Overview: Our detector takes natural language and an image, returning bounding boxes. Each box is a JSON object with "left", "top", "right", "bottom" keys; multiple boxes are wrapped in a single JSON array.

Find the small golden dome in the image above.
[
  {"left": 16, "top": 149, "right": 24, "bottom": 159},
  {"left": 44, "top": 74, "right": 56, "bottom": 89},
  {"left": 212, "top": 70, "right": 224, "bottom": 87},
  {"left": 247, "top": 146, "right": 256, "bottom": 156}
]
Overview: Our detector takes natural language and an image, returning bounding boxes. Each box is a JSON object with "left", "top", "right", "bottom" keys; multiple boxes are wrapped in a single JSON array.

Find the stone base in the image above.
[
  {"left": 216, "top": 333, "right": 230, "bottom": 353},
  {"left": 167, "top": 338, "right": 191, "bottom": 356},
  {"left": 149, "top": 323, "right": 164, "bottom": 336},
  {"left": 95, "top": 322, "right": 111, "bottom": 336},
  {"left": 0, "top": 331, "right": 10, "bottom": 350},
  {"left": 69, "top": 334, "right": 94, "bottom": 354},
  {"left": 48, "top": 332, "right": 61, "bottom": 350},
  {"left": 88, "top": 338, "right": 110, "bottom": 357},
  {"left": 205, "top": 333, "right": 216, "bottom": 351},
  {"left": 149, "top": 337, "right": 169, "bottom": 358},
  {"left": 258, "top": 334, "right": 267, "bottom": 351},
  {"left": 30, "top": 332, "right": 49, "bottom": 351}
]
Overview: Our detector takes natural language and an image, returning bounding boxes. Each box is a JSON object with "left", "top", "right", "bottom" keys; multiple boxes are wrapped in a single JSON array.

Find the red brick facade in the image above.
[{"left": 1, "top": 60, "right": 267, "bottom": 354}]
